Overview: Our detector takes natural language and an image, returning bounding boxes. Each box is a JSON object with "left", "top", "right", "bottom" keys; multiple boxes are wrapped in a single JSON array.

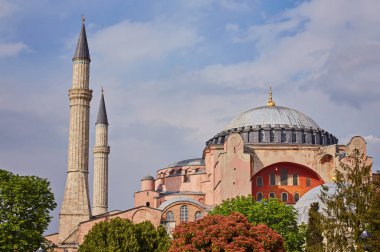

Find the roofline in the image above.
[{"left": 79, "top": 206, "right": 162, "bottom": 224}]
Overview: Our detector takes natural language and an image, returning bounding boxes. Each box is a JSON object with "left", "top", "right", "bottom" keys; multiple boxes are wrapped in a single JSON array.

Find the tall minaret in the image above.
[
  {"left": 59, "top": 17, "right": 92, "bottom": 242},
  {"left": 92, "top": 89, "right": 110, "bottom": 216}
]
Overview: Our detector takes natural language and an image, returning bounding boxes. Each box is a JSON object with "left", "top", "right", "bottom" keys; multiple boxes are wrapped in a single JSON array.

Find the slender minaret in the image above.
[
  {"left": 92, "top": 89, "right": 110, "bottom": 216},
  {"left": 59, "top": 17, "right": 92, "bottom": 242}
]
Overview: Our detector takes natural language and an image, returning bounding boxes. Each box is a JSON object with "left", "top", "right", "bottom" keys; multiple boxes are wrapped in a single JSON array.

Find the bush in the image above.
[{"left": 170, "top": 212, "right": 284, "bottom": 252}]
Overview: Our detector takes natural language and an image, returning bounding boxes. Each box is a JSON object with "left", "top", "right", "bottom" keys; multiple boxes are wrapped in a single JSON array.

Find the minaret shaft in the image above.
[
  {"left": 59, "top": 21, "right": 92, "bottom": 243},
  {"left": 92, "top": 92, "right": 110, "bottom": 216},
  {"left": 92, "top": 124, "right": 110, "bottom": 215}
]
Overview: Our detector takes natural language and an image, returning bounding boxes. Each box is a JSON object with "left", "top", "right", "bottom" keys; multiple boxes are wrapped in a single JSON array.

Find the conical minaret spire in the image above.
[
  {"left": 92, "top": 89, "right": 110, "bottom": 216},
  {"left": 59, "top": 17, "right": 92, "bottom": 243},
  {"left": 73, "top": 16, "right": 90, "bottom": 61},
  {"left": 96, "top": 88, "right": 108, "bottom": 124}
]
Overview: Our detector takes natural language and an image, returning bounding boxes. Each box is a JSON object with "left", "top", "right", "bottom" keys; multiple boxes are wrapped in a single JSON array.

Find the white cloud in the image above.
[
  {"left": 219, "top": 0, "right": 252, "bottom": 11},
  {"left": 179, "top": 0, "right": 254, "bottom": 11},
  {"left": 0, "top": 42, "right": 27, "bottom": 57},
  {"left": 364, "top": 135, "right": 380, "bottom": 144},
  {"left": 0, "top": 0, "right": 16, "bottom": 18},
  {"left": 90, "top": 19, "right": 202, "bottom": 67},
  {"left": 197, "top": 0, "right": 380, "bottom": 107}
]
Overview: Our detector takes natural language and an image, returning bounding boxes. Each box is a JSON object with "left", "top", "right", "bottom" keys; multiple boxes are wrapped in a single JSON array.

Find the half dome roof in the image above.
[
  {"left": 167, "top": 158, "right": 205, "bottom": 168},
  {"left": 224, "top": 105, "right": 320, "bottom": 130}
]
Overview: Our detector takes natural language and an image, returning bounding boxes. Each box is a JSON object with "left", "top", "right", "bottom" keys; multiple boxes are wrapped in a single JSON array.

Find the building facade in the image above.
[{"left": 46, "top": 20, "right": 373, "bottom": 251}]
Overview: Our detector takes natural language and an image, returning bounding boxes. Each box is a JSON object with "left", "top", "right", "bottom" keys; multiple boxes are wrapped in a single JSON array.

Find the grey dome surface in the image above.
[
  {"left": 225, "top": 106, "right": 320, "bottom": 130},
  {"left": 168, "top": 158, "right": 205, "bottom": 168},
  {"left": 294, "top": 183, "right": 337, "bottom": 224},
  {"left": 141, "top": 175, "right": 154, "bottom": 181}
]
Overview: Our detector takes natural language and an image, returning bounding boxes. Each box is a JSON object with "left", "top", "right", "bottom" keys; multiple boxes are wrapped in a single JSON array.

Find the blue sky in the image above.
[{"left": 1, "top": 0, "right": 379, "bottom": 234}]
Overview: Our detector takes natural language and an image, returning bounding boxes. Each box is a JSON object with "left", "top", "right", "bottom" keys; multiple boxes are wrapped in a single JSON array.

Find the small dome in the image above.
[
  {"left": 294, "top": 183, "right": 337, "bottom": 224},
  {"left": 168, "top": 158, "right": 205, "bottom": 168},
  {"left": 225, "top": 106, "right": 320, "bottom": 130},
  {"left": 141, "top": 175, "right": 155, "bottom": 181}
]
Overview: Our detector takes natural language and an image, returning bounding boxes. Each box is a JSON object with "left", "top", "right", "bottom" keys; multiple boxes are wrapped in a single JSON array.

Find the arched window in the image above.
[
  {"left": 194, "top": 211, "right": 203, "bottom": 220},
  {"left": 302, "top": 132, "right": 306, "bottom": 143},
  {"left": 312, "top": 133, "right": 316, "bottom": 144},
  {"left": 269, "top": 192, "right": 275, "bottom": 198},
  {"left": 292, "top": 130, "right": 296, "bottom": 143},
  {"left": 281, "top": 129, "right": 286, "bottom": 142},
  {"left": 256, "top": 176, "right": 263, "bottom": 187},
  {"left": 269, "top": 173, "right": 276, "bottom": 186},
  {"left": 294, "top": 193, "right": 300, "bottom": 203},
  {"left": 257, "top": 192, "right": 263, "bottom": 201},
  {"left": 306, "top": 177, "right": 311, "bottom": 187},
  {"left": 270, "top": 129, "right": 275, "bottom": 142},
  {"left": 280, "top": 169, "right": 288, "bottom": 186},
  {"left": 293, "top": 174, "right": 298, "bottom": 186},
  {"left": 184, "top": 169, "right": 190, "bottom": 183},
  {"left": 180, "top": 205, "right": 188, "bottom": 223},
  {"left": 146, "top": 202, "right": 150, "bottom": 207},
  {"left": 259, "top": 129, "right": 265, "bottom": 142},
  {"left": 281, "top": 192, "right": 288, "bottom": 202},
  {"left": 166, "top": 211, "right": 174, "bottom": 221}
]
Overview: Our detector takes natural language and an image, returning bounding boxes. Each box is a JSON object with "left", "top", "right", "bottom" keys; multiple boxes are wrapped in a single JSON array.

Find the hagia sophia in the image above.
[{"left": 46, "top": 19, "right": 373, "bottom": 251}]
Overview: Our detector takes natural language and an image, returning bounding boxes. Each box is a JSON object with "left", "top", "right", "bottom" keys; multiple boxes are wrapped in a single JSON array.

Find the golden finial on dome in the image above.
[{"left": 266, "top": 86, "right": 276, "bottom": 106}]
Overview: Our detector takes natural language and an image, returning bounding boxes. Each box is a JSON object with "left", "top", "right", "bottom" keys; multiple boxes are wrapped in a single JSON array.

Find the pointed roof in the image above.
[
  {"left": 96, "top": 90, "right": 108, "bottom": 125},
  {"left": 73, "top": 17, "right": 90, "bottom": 61}
]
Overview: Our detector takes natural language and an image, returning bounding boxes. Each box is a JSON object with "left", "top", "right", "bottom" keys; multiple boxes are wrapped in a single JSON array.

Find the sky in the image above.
[{"left": 0, "top": 0, "right": 379, "bottom": 234}]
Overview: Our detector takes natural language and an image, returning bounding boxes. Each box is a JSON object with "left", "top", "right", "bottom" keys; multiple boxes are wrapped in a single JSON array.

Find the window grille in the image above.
[
  {"left": 280, "top": 169, "right": 288, "bottom": 186},
  {"left": 194, "top": 211, "right": 203, "bottom": 220},
  {"left": 270, "top": 173, "right": 276, "bottom": 186},
  {"left": 166, "top": 211, "right": 174, "bottom": 221},
  {"left": 281, "top": 192, "right": 288, "bottom": 202},
  {"left": 294, "top": 193, "right": 300, "bottom": 203},
  {"left": 256, "top": 176, "right": 263, "bottom": 187},
  {"left": 293, "top": 174, "right": 298, "bottom": 186},
  {"left": 257, "top": 192, "right": 263, "bottom": 201},
  {"left": 180, "top": 205, "right": 188, "bottom": 223}
]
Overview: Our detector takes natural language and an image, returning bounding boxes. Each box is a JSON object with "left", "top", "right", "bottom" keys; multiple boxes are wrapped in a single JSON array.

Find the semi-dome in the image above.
[
  {"left": 294, "top": 183, "right": 337, "bottom": 224},
  {"left": 168, "top": 158, "right": 205, "bottom": 168},
  {"left": 224, "top": 106, "right": 319, "bottom": 131}
]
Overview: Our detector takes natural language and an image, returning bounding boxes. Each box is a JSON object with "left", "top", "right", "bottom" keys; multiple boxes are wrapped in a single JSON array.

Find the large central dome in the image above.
[
  {"left": 224, "top": 106, "right": 320, "bottom": 131},
  {"left": 205, "top": 88, "right": 338, "bottom": 147}
]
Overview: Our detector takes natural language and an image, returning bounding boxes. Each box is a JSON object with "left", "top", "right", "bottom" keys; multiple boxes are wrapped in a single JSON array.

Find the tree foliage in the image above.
[
  {"left": 79, "top": 218, "right": 170, "bottom": 252},
  {"left": 170, "top": 212, "right": 284, "bottom": 252},
  {"left": 364, "top": 172, "right": 380, "bottom": 250},
  {"left": 210, "top": 196, "right": 304, "bottom": 251},
  {"left": 320, "top": 148, "right": 373, "bottom": 252},
  {"left": 0, "top": 169, "right": 57, "bottom": 252},
  {"left": 305, "top": 202, "right": 323, "bottom": 252}
]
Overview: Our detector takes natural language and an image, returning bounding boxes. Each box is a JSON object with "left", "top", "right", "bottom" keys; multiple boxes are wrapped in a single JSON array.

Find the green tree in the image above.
[
  {"left": 320, "top": 148, "right": 372, "bottom": 252},
  {"left": 210, "top": 196, "right": 304, "bottom": 252},
  {"left": 365, "top": 172, "right": 380, "bottom": 250},
  {"left": 0, "top": 169, "right": 57, "bottom": 252},
  {"left": 305, "top": 202, "right": 323, "bottom": 252},
  {"left": 79, "top": 218, "right": 170, "bottom": 252}
]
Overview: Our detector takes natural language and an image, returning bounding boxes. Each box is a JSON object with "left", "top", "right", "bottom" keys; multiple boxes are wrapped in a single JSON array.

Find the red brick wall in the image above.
[{"left": 252, "top": 162, "right": 324, "bottom": 204}]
